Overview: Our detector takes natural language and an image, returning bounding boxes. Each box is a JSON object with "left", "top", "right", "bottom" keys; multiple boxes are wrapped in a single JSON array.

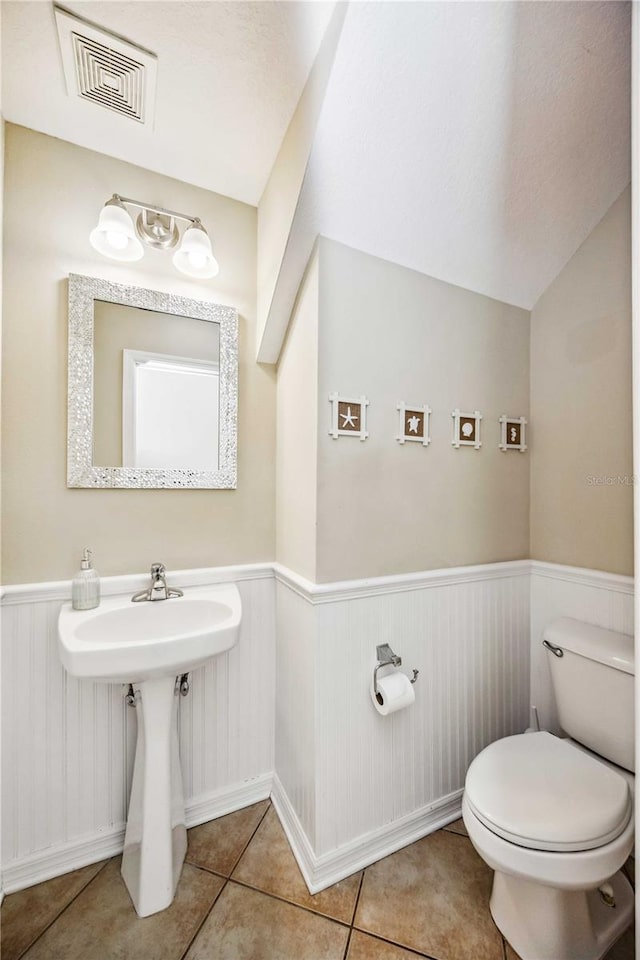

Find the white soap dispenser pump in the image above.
[{"left": 72, "top": 548, "right": 100, "bottom": 611}]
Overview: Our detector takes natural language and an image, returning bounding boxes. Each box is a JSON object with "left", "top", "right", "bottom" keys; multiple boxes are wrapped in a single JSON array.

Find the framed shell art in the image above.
[
  {"left": 452, "top": 409, "right": 482, "bottom": 449},
  {"left": 329, "top": 393, "right": 369, "bottom": 440},
  {"left": 499, "top": 415, "right": 528, "bottom": 452},
  {"left": 396, "top": 403, "right": 431, "bottom": 446}
]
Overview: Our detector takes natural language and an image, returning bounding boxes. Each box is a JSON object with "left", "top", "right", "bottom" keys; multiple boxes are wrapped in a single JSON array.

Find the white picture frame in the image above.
[
  {"left": 499, "top": 415, "right": 528, "bottom": 452},
  {"left": 452, "top": 409, "right": 482, "bottom": 449},
  {"left": 329, "top": 393, "right": 369, "bottom": 440},
  {"left": 396, "top": 403, "right": 431, "bottom": 446}
]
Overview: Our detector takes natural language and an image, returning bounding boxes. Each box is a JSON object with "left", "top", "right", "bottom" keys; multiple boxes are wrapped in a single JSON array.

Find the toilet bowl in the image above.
[{"left": 462, "top": 619, "right": 635, "bottom": 960}]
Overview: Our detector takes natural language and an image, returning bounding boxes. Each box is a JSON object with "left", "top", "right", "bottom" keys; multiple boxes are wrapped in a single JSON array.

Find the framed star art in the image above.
[
  {"left": 397, "top": 403, "right": 431, "bottom": 446},
  {"left": 329, "top": 393, "right": 369, "bottom": 440}
]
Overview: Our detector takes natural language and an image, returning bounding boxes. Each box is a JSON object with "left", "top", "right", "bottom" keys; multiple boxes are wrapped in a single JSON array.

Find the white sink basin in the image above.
[
  {"left": 58, "top": 583, "right": 241, "bottom": 682},
  {"left": 56, "top": 580, "right": 242, "bottom": 918}
]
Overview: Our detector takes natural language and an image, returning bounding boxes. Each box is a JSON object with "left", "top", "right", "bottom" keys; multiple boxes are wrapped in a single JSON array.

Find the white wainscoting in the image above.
[
  {"left": 1, "top": 565, "right": 275, "bottom": 893},
  {"left": 530, "top": 561, "right": 634, "bottom": 734},
  {"left": 3, "top": 559, "right": 632, "bottom": 898},
  {"left": 274, "top": 560, "right": 532, "bottom": 890}
]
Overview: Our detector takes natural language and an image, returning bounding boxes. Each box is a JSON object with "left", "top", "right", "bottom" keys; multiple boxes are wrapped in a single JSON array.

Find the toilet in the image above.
[{"left": 462, "top": 617, "right": 635, "bottom": 960}]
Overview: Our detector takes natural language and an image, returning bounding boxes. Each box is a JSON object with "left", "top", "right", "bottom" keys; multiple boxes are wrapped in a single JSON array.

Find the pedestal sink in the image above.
[{"left": 57, "top": 583, "right": 241, "bottom": 917}]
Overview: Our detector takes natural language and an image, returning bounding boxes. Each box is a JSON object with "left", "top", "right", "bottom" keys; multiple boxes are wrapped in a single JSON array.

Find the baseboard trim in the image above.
[
  {"left": 186, "top": 773, "right": 273, "bottom": 830},
  {"left": 1, "top": 773, "right": 273, "bottom": 894},
  {"left": 271, "top": 775, "right": 463, "bottom": 894}
]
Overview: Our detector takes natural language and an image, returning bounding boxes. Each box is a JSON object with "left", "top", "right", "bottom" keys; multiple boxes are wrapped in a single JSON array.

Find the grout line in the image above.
[
  {"left": 350, "top": 928, "right": 438, "bottom": 959},
  {"left": 350, "top": 869, "right": 366, "bottom": 927},
  {"left": 15, "top": 857, "right": 112, "bottom": 960},
  {"left": 178, "top": 876, "right": 228, "bottom": 960},
  {"left": 183, "top": 862, "right": 227, "bottom": 881},
  {"left": 440, "top": 827, "right": 468, "bottom": 837},
  {"left": 184, "top": 799, "right": 272, "bottom": 879},
  {"left": 179, "top": 800, "right": 273, "bottom": 960},
  {"left": 228, "top": 876, "right": 351, "bottom": 927},
  {"left": 228, "top": 800, "right": 272, "bottom": 878},
  {"left": 342, "top": 926, "right": 353, "bottom": 960}
]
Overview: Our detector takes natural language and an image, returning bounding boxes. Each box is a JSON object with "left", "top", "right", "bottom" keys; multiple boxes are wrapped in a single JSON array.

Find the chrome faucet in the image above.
[{"left": 131, "top": 563, "right": 184, "bottom": 602}]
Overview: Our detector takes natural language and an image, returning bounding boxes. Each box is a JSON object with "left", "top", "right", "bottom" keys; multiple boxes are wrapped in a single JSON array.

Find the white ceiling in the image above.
[
  {"left": 2, "top": 0, "right": 632, "bottom": 319},
  {"left": 1, "top": 0, "right": 335, "bottom": 206},
  {"left": 287, "top": 0, "right": 631, "bottom": 314}
]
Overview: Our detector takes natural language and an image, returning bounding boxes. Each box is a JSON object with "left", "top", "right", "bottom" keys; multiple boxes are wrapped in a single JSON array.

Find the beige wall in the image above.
[
  {"left": 315, "top": 239, "right": 531, "bottom": 581},
  {"left": 530, "top": 186, "right": 633, "bottom": 576},
  {"left": 2, "top": 124, "right": 275, "bottom": 583},
  {"left": 276, "top": 249, "right": 319, "bottom": 580}
]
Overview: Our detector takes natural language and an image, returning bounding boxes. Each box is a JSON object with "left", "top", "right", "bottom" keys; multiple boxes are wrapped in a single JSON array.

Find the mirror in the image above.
[{"left": 67, "top": 274, "right": 238, "bottom": 488}]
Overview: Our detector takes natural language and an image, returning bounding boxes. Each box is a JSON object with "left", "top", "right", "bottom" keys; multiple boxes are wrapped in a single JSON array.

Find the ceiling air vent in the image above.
[{"left": 54, "top": 6, "right": 157, "bottom": 127}]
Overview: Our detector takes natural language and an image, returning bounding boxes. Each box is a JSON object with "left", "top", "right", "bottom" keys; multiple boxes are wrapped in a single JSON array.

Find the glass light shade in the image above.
[
  {"left": 90, "top": 200, "right": 144, "bottom": 262},
  {"left": 172, "top": 224, "right": 219, "bottom": 279}
]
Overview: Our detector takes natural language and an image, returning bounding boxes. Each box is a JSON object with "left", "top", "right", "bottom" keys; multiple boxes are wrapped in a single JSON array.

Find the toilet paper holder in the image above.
[{"left": 374, "top": 643, "right": 419, "bottom": 700}]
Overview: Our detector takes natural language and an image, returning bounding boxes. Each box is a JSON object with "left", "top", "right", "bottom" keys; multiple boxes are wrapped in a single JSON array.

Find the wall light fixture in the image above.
[{"left": 89, "top": 194, "right": 220, "bottom": 279}]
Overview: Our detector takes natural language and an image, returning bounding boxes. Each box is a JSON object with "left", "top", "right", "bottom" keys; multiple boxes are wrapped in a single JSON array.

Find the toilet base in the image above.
[{"left": 490, "top": 868, "right": 634, "bottom": 960}]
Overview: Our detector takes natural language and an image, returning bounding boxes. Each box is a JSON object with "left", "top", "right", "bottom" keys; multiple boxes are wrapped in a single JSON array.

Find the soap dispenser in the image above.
[{"left": 72, "top": 548, "right": 100, "bottom": 610}]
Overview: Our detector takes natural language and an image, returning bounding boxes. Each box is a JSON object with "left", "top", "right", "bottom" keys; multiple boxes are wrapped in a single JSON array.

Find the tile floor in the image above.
[{"left": 1, "top": 801, "right": 634, "bottom": 960}]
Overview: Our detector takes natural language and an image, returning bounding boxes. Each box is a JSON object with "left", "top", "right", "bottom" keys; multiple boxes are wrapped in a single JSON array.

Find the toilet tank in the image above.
[{"left": 543, "top": 617, "right": 634, "bottom": 772}]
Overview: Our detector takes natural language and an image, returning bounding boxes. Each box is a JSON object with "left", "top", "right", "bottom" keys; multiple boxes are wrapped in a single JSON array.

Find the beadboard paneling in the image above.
[
  {"left": 530, "top": 561, "right": 634, "bottom": 733},
  {"left": 275, "top": 562, "right": 531, "bottom": 864},
  {"left": 1, "top": 573, "right": 275, "bottom": 882},
  {"left": 4, "top": 559, "right": 632, "bottom": 896},
  {"left": 274, "top": 581, "right": 317, "bottom": 847},
  {"left": 314, "top": 571, "right": 530, "bottom": 856}
]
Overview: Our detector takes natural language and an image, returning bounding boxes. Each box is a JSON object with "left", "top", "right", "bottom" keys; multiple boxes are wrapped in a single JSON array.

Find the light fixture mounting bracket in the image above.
[{"left": 112, "top": 194, "right": 200, "bottom": 252}]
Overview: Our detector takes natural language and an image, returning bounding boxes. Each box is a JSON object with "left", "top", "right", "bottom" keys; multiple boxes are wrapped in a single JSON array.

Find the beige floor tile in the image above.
[
  {"left": 186, "top": 799, "right": 270, "bottom": 876},
  {"left": 355, "top": 830, "right": 502, "bottom": 960},
  {"left": 442, "top": 818, "right": 467, "bottom": 837},
  {"left": 346, "top": 929, "right": 428, "bottom": 959},
  {"left": 21, "top": 858, "right": 223, "bottom": 960},
  {"left": 184, "top": 881, "right": 349, "bottom": 960},
  {"left": 232, "top": 807, "right": 362, "bottom": 923},
  {"left": 0, "top": 860, "right": 106, "bottom": 960}
]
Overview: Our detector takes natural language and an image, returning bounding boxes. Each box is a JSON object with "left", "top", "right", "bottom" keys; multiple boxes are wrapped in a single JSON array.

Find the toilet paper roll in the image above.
[{"left": 371, "top": 671, "right": 415, "bottom": 716}]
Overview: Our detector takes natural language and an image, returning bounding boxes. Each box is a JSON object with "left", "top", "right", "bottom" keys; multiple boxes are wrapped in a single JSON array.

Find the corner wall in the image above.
[
  {"left": 530, "top": 186, "right": 633, "bottom": 576},
  {"left": 276, "top": 250, "right": 319, "bottom": 580}
]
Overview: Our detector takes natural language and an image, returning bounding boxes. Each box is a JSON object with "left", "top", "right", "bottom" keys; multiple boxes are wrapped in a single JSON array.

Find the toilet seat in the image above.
[{"left": 465, "top": 732, "right": 631, "bottom": 853}]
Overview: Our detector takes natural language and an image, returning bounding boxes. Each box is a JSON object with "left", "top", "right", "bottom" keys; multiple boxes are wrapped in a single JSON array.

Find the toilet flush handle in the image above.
[{"left": 542, "top": 639, "right": 564, "bottom": 658}]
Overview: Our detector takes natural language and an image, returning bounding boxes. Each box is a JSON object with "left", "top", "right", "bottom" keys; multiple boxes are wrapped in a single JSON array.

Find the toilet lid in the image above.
[{"left": 465, "top": 732, "right": 632, "bottom": 852}]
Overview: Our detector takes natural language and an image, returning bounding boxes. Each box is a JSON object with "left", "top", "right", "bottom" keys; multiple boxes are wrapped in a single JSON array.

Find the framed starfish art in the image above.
[{"left": 329, "top": 393, "right": 369, "bottom": 440}]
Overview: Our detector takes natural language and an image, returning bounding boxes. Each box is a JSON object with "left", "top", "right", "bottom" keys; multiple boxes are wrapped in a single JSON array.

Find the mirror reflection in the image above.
[{"left": 92, "top": 302, "right": 221, "bottom": 471}]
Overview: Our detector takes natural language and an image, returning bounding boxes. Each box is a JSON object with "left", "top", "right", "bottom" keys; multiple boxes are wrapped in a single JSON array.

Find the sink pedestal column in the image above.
[{"left": 121, "top": 676, "right": 187, "bottom": 917}]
